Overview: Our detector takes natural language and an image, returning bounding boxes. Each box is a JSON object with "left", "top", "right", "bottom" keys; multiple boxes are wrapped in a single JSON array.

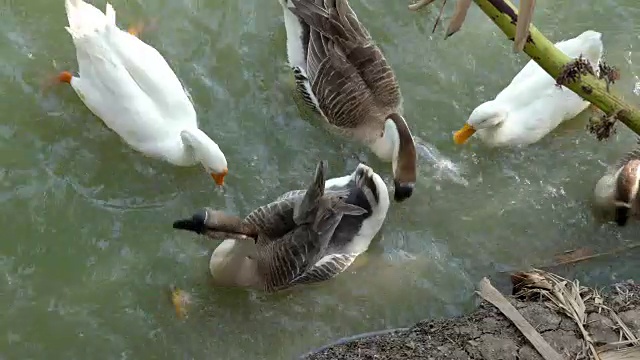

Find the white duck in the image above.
[
  {"left": 453, "top": 30, "right": 604, "bottom": 147},
  {"left": 593, "top": 140, "right": 640, "bottom": 226},
  {"left": 58, "top": 0, "right": 228, "bottom": 185},
  {"left": 172, "top": 161, "right": 390, "bottom": 292}
]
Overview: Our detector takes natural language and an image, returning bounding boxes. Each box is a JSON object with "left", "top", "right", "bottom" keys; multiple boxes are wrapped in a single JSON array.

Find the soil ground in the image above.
[{"left": 300, "top": 280, "right": 640, "bottom": 360}]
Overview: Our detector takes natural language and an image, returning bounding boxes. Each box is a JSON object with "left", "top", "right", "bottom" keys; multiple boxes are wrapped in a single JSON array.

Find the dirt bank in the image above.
[{"left": 300, "top": 276, "right": 640, "bottom": 360}]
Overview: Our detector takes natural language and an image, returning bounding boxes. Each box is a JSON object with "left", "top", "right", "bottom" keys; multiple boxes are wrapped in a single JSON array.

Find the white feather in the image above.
[{"left": 62, "top": 0, "right": 227, "bottom": 173}]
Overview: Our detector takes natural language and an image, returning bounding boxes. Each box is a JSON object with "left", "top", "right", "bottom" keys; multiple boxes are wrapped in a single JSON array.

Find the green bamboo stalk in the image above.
[
  {"left": 472, "top": 0, "right": 640, "bottom": 136},
  {"left": 409, "top": 0, "right": 640, "bottom": 137}
]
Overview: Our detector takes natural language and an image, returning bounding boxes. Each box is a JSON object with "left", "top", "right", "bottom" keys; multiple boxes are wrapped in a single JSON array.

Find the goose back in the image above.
[
  {"left": 252, "top": 161, "right": 366, "bottom": 292},
  {"left": 287, "top": 0, "right": 403, "bottom": 135}
]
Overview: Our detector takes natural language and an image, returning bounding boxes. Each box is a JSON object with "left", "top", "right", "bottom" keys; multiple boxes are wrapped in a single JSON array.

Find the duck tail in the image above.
[
  {"left": 64, "top": 0, "right": 116, "bottom": 39},
  {"left": 554, "top": 30, "right": 603, "bottom": 70},
  {"left": 577, "top": 30, "right": 604, "bottom": 67}
]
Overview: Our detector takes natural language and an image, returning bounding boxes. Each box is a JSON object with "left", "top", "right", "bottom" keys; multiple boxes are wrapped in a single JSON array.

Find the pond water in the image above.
[{"left": 1, "top": 0, "right": 640, "bottom": 358}]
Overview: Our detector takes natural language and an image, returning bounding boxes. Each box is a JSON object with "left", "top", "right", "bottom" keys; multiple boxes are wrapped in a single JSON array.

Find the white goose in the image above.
[
  {"left": 453, "top": 30, "right": 604, "bottom": 147},
  {"left": 278, "top": 0, "right": 417, "bottom": 202},
  {"left": 172, "top": 161, "right": 390, "bottom": 292},
  {"left": 58, "top": 0, "right": 228, "bottom": 185}
]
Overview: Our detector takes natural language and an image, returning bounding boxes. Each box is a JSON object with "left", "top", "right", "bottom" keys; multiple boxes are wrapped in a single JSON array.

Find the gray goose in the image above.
[
  {"left": 594, "top": 140, "right": 640, "bottom": 226},
  {"left": 173, "top": 161, "right": 390, "bottom": 293},
  {"left": 278, "top": 0, "right": 417, "bottom": 202}
]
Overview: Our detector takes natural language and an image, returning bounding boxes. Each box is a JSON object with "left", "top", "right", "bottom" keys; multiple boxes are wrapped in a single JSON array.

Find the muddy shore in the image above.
[{"left": 300, "top": 279, "right": 640, "bottom": 360}]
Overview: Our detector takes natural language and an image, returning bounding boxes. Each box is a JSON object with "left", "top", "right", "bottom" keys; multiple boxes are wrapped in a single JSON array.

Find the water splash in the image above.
[
  {"left": 413, "top": 135, "right": 469, "bottom": 187},
  {"left": 624, "top": 47, "right": 640, "bottom": 96}
]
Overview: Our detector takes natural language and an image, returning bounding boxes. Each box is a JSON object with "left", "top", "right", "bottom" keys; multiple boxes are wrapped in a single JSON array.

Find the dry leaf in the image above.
[
  {"left": 445, "top": 0, "right": 472, "bottom": 38},
  {"left": 513, "top": 0, "right": 536, "bottom": 52}
]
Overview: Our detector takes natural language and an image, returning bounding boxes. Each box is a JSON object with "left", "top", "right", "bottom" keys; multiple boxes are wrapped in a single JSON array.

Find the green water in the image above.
[{"left": 2, "top": 0, "right": 640, "bottom": 358}]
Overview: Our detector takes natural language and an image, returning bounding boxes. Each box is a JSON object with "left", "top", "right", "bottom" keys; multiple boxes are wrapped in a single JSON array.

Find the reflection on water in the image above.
[{"left": 1, "top": 0, "right": 640, "bottom": 359}]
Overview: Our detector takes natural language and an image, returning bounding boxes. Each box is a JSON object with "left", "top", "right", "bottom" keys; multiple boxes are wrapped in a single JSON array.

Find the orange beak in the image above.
[
  {"left": 210, "top": 168, "right": 228, "bottom": 186},
  {"left": 453, "top": 123, "right": 477, "bottom": 145}
]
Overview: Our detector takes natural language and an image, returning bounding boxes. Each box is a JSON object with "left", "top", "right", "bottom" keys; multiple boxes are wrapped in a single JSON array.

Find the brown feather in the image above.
[{"left": 290, "top": 0, "right": 403, "bottom": 129}]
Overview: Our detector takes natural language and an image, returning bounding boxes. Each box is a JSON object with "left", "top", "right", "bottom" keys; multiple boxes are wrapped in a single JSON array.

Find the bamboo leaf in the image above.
[
  {"left": 445, "top": 0, "right": 472, "bottom": 38},
  {"left": 513, "top": 0, "right": 535, "bottom": 52}
]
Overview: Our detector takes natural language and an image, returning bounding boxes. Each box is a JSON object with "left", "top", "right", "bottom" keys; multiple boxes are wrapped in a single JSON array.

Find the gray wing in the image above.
[
  {"left": 275, "top": 190, "right": 307, "bottom": 201},
  {"left": 245, "top": 161, "right": 330, "bottom": 242},
  {"left": 291, "top": 197, "right": 366, "bottom": 286},
  {"left": 293, "top": 160, "right": 327, "bottom": 224},
  {"left": 256, "top": 226, "right": 321, "bottom": 293},
  {"left": 256, "top": 192, "right": 367, "bottom": 293},
  {"left": 290, "top": 0, "right": 402, "bottom": 128},
  {"left": 244, "top": 198, "right": 299, "bottom": 241},
  {"left": 291, "top": 253, "right": 359, "bottom": 285},
  {"left": 312, "top": 196, "right": 367, "bottom": 238},
  {"left": 245, "top": 161, "right": 327, "bottom": 239}
]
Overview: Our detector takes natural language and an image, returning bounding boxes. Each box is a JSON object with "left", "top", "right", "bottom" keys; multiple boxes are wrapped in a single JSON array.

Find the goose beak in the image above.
[
  {"left": 394, "top": 181, "right": 414, "bottom": 202},
  {"left": 211, "top": 168, "right": 228, "bottom": 186},
  {"left": 453, "top": 123, "right": 476, "bottom": 144},
  {"left": 173, "top": 209, "right": 208, "bottom": 234}
]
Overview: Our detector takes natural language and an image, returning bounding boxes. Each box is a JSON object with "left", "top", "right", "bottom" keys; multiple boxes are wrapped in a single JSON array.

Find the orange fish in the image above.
[{"left": 169, "top": 285, "right": 191, "bottom": 319}]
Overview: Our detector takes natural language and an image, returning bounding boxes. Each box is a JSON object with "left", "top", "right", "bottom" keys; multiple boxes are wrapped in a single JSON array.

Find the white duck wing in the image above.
[
  {"left": 65, "top": 0, "right": 195, "bottom": 128},
  {"left": 493, "top": 79, "right": 588, "bottom": 144},
  {"left": 106, "top": 29, "right": 196, "bottom": 124},
  {"left": 553, "top": 30, "right": 603, "bottom": 66},
  {"left": 499, "top": 30, "right": 603, "bottom": 92},
  {"left": 64, "top": 1, "right": 168, "bottom": 142},
  {"left": 65, "top": 0, "right": 137, "bottom": 96}
]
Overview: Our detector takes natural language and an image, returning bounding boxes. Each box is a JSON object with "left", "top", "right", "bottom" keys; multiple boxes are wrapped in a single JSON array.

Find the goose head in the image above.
[
  {"left": 612, "top": 159, "right": 640, "bottom": 226},
  {"left": 173, "top": 208, "right": 257, "bottom": 239},
  {"left": 180, "top": 129, "right": 228, "bottom": 186},
  {"left": 351, "top": 163, "right": 389, "bottom": 208},
  {"left": 454, "top": 101, "right": 507, "bottom": 144},
  {"left": 385, "top": 113, "right": 416, "bottom": 202}
]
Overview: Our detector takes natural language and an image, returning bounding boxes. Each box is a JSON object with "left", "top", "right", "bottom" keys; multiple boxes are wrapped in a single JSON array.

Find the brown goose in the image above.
[
  {"left": 172, "top": 161, "right": 390, "bottom": 293},
  {"left": 278, "top": 0, "right": 417, "bottom": 202},
  {"left": 594, "top": 140, "right": 640, "bottom": 226}
]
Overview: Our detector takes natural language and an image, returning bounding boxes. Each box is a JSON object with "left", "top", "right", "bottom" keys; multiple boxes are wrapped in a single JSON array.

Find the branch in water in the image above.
[{"left": 432, "top": 0, "right": 448, "bottom": 33}]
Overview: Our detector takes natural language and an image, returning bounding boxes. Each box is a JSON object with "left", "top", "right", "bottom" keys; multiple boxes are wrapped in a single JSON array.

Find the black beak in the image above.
[
  {"left": 614, "top": 206, "right": 629, "bottom": 226},
  {"left": 394, "top": 181, "right": 414, "bottom": 202},
  {"left": 172, "top": 209, "right": 208, "bottom": 234}
]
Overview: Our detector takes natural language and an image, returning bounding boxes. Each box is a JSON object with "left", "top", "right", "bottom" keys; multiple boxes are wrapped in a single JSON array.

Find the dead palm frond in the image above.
[
  {"left": 599, "top": 345, "right": 640, "bottom": 360},
  {"left": 408, "top": 0, "right": 537, "bottom": 53},
  {"left": 512, "top": 270, "right": 598, "bottom": 358},
  {"left": 512, "top": 269, "right": 640, "bottom": 360}
]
